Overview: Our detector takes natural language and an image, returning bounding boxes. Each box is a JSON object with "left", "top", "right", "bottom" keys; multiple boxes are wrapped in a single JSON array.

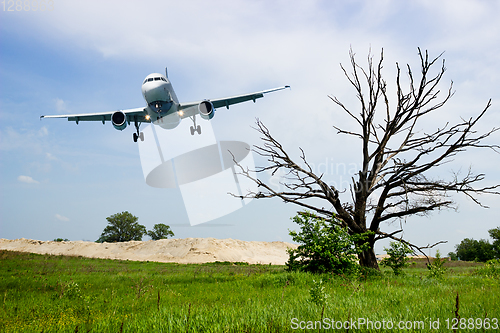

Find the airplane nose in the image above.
[{"left": 144, "top": 83, "right": 168, "bottom": 103}]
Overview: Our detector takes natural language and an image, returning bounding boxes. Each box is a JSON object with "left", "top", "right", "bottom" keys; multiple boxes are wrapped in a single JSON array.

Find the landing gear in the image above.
[
  {"left": 133, "top": 118, "right": 144, "bottom": 142},
  {"left": 190, "top": 125, "right": 201, "bottom": 135},
  {"left": 133, "top": 132, "right": 144, "bottom": 142},
  {"left": 190, "top": 115, "right": 202, "bottom": 135}
]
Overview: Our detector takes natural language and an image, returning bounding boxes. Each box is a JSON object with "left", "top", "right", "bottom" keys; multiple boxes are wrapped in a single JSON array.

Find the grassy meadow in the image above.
[{"left": 1, "top": 250, "right": 499, "bottom": 332}]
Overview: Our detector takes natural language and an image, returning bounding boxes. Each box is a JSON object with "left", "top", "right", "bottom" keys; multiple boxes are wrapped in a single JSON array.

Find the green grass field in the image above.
[{"left": 1, "top": 250, "right": 499, "bottom": 332}]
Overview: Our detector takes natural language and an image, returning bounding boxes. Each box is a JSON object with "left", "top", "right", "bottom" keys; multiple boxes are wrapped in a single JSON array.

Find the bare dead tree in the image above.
[{"left": 233, "top": 48, "right": 500, "bottom": 269}]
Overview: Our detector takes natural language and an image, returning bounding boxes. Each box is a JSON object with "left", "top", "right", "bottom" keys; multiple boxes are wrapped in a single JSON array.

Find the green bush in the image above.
[
  {"left": 53, "top": 238, "right": 69, "bottom": 242},
  {"left": 380, "top": 241, "right": 412, "bottom": 275},
  {"left": 427, "top": 250, "right": 447, "bottom": 278},
  {"left": 286, "top": 211, "right": 372, "bottom": 276},
  {"left": 474, "top": 259, "right": 500, "bottom": 278},
  {"left": 309, "top": 279, "right": 330, "bottom": 307}
]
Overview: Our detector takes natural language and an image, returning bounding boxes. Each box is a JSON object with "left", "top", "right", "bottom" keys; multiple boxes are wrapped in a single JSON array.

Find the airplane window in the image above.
[
  {"left": 161, "top": 77, "right": 167, "bottom": 82},
  {"left": 154, "top": 77, "right": 161, "bottom": 81},
  {"left": 147, "top": 78, "right": 153, "bottom": 82}
]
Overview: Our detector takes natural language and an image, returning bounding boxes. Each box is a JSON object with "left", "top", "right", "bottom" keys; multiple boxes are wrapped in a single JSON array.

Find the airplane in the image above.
[{"left": 41, "top": 68, "right": 290, "bottom": 142}]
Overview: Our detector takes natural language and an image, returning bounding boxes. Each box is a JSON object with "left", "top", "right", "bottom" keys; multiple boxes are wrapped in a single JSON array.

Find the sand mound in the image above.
[{"left": 0, "top": 238, "right": 297, "bottom": 265}]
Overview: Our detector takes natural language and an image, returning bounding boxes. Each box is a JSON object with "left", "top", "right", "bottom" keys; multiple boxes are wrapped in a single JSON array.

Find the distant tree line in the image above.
[
  {"left": 53, "top": 238, "right": 70, "bottom": 242},
  {"left": 448, "top": 227, "right": 500, "bottom": 262},
  {"left": 95, "top": 211, "right": 174, "bottom": 243}
]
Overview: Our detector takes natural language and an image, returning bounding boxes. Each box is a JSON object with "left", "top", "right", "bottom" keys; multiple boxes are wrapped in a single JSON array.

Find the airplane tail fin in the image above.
[{"left": 165, "top": 67, "right": 168, "bottom": 78}]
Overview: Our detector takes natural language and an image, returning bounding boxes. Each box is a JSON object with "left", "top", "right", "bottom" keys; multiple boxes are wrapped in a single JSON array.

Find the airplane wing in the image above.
[
  {"left": 40, "top": 107, "right": 149, "bottom": 124},
  {"left": 177, "top": 86, "right": 290, "bottom": 119}
]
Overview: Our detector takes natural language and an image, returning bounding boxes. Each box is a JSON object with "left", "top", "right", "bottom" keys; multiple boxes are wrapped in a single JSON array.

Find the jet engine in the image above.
[
  {"left": 198, "top": 100, "right": 215, "bottom": 120},
  {"left": 111, "top": 111, "right": 127, "bottom": 131}
]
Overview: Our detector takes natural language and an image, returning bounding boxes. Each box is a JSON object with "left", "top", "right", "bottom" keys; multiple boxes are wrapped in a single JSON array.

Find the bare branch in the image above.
[{"left": 376, "top": 230, "right": 447, "bottom": 263}]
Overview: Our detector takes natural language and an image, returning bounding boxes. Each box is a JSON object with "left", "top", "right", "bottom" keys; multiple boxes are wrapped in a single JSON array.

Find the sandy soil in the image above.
[{"left": 0, "top": 238, "right": 298, "bottom": 265}]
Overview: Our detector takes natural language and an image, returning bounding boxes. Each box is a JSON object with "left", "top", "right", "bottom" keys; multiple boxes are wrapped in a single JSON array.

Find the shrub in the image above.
[
  {"left": 427, "top": 250, "right": 447, "bottom": 278},
  {"left": 309, "top": 279, "right": 330, "bottom": 307},
  {"left": 309, "top": 279, "right": 330, "bottom": 322},
  {"left": 286, "top": 211, "right": 372, "bottom": 276},
  {"left": 380, "top": 241, "right": 412, "bottom": 275},
  {"left": 474, "top": 259, "right": 500, "bottom": 278}
]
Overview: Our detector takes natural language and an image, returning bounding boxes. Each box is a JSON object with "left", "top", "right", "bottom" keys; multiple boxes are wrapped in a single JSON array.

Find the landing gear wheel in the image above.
[
  {"left": 133, "top": 117, "right": 143, "bottom": 143},
  {"left": 189, "top": 115, "right": 202, "bottom": 135}
]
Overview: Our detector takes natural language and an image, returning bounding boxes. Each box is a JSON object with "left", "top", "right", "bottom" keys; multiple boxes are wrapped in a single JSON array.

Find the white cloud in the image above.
[
  {"left": 0, "top": 127, "right": 49, "bottom": 152},
  {"left": 39, "top": 126, "right": 48, "bottom": 137},
  {"left": 55, "top": 214, "right": 70, "bottom": 222},
  {"left": 18, "top": 175, "right": 39, "bottom": 184},
  {"left": 54, "top": 98, "right": 69, "bottom": 113},
  {"left": 46, "top": 152, "right": 58, "bottom": 161}
]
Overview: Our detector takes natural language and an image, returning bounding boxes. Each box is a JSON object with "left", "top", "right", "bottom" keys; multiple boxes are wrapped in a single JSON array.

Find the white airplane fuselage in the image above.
[{"left": 141, "top": 73, "right": 182, "bottom": 129}]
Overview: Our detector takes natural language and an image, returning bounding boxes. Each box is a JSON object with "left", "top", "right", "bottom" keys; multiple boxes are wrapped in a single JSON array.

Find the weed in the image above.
[
  {"left": 474, "top": 259, "right": 500, "bottom": 278},
  {"left": 427, "top": 250, "right": 448, "bottom": 278},
  {"left": 64, "top": 281, "right": 82, "bottom": 299},
  {"left": 454, "top": 292, "right": 460, "bottom": 332},
  {"left": 309, "top": 279, "right": 330, "bottom": 325}
]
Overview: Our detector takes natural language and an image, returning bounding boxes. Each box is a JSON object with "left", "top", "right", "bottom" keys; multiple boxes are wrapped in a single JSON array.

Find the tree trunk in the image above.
[{"left": 358, "top": 244, "right": 379, "bottom": 270}]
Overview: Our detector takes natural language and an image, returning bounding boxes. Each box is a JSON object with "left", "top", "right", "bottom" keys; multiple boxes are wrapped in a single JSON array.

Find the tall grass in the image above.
[{"left": 1, "top": 250, "right": 498, "bottom": 332}]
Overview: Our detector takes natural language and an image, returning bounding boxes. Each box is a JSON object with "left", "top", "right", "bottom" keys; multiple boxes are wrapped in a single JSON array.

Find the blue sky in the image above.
[{"left": 1, "top": 0, "right": 499, "bottom": 255}]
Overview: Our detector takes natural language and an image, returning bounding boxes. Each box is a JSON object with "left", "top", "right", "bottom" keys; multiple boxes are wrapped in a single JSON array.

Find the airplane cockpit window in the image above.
[{"left": 143, "top": 77, "right": 166, "bottom": 85}]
